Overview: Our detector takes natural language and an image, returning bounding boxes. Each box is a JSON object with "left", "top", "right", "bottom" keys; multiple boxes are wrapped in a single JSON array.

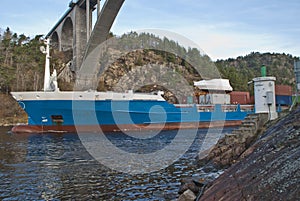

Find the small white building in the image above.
[
  {"left": 253, "top": 76, "right": 278, "bottom": 120},
  {"left": 194, "top": 79, "right": 233, "bottom": 104}
]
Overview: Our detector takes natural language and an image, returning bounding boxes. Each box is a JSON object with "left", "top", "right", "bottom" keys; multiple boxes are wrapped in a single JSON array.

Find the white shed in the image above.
[{"left": 194, "top": 79, "right": 233, "bottom": 104}]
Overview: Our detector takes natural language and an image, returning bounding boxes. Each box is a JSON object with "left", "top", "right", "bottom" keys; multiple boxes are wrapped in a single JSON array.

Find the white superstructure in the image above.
[
  {"left": 11, "top": 90, "right": 165, "bottom": 101},
  {"left": 194, "top": 79, "right": 232, "bottom": 104}
]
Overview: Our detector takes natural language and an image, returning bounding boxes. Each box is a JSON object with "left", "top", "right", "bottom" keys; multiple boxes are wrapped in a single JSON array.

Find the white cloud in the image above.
[{"left": 168, "top": 22, "right": 299, "bottom": 60}]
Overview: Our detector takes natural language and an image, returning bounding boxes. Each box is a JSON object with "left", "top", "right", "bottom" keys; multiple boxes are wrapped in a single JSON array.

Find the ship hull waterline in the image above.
[{"left": 11, "top": 120, "right": 242, "bottom": 133}]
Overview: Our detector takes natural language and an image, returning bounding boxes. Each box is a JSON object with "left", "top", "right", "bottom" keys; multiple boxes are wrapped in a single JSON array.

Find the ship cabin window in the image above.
[{"left": 51, "top": 115, "right": 64, "bottom": 125}]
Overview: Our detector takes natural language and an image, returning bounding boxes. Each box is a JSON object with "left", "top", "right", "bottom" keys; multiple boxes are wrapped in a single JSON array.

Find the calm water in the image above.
[{"left": 0, "top": 126, "right": 234, "bottom": 200}]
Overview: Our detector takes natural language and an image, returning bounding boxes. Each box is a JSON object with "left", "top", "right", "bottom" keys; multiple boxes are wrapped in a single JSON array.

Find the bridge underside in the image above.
[
  {"left": 77, "top": 0, "right": 98, "bottom": 8},
  {"left": 46, "top": 0, "right": 125, "bottom": 72}
]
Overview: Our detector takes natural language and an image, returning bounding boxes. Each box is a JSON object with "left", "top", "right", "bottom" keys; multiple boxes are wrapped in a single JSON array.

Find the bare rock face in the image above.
[
  {"left": 199, "top": 107, "right": 300, "bottom": 201},
  {"left": 96, "top": 49, "right": 200, "bottom": 103},
  {"left": 178, "top": 177, "right": 204, "bottom": 195},
  {"left": 178, "top": 189, "right": 196, "bottom": 201},
  {"left": 57, "top": 62, "right": 75, "bottom": 83}
]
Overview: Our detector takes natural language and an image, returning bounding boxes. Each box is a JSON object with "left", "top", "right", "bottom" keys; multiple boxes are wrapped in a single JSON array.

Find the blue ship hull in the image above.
[{"left": 12, "top": 98, "right": 252, "bottom": 133}]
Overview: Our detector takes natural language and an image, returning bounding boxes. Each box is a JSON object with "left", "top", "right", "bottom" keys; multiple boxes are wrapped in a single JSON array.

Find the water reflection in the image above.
[{"left": 0, "top": 127, "right": 234, "bottom": 200}]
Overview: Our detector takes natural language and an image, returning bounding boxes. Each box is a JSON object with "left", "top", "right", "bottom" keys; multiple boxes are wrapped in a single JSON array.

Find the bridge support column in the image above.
[
  {"left": 86, "top": 0, "right": 91, "bottom": 41},
  {"left": 97, "top": 0, "right": 101, "bottom": 16},
  {"left": 73, "top": 6, "right": 89, "bottom": 72},
  {"left": 47, "top": 0, "right": 125, "bottom": 73}
]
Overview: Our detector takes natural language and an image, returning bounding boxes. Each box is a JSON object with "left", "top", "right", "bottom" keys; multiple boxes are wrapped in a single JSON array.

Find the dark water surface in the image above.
[{"left": 0, "top": 127, "right": 234, "bottom": 200}]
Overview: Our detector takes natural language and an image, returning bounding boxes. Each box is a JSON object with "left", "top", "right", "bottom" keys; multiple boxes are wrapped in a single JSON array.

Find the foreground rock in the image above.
[
  {"left": 198, "top": 107, "right": 300, "bottom": 200},
  {"left": 198, "top": 113, "right": 268, "bottom": 168},
  {"left": 0, "top": 93, "right": 27, "bottom": 126}
]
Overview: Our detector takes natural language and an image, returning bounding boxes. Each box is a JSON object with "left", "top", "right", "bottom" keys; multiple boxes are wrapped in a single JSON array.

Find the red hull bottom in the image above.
[{"left": 11, "top": 121, "right": 242, "bottom": 133}]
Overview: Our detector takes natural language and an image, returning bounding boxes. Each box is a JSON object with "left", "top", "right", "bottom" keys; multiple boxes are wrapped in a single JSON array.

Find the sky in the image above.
[{"left": 1, "top": 0, "right": 299, "bottom": 60}]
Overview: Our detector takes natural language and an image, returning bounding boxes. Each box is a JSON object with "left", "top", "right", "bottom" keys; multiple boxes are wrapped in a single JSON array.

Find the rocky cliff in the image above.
[
  {"left": 197, "top": 108, "right": 300, "bottom": 200},
  {"left": 95, "top": 49, "right": 202, "bottom": 103}
]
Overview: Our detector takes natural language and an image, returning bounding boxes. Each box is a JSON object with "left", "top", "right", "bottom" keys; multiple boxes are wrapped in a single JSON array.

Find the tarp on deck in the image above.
[{"left": 194, "top": 79, "right": 233, "bottom": 92}]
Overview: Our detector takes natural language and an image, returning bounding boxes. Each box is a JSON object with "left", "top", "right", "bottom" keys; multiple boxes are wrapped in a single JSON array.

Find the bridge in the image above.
[{"left": 46, "top": 0, "right": 125, "bottom": 72}]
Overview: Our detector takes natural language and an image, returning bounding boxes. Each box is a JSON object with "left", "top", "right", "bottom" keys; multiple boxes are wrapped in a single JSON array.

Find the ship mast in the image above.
[{"left": 43, "top": 38, "right": 51, "bottom": 91}]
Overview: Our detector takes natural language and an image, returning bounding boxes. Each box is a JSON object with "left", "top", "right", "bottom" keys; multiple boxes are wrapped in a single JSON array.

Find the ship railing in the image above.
[
  {"left": 175, "top": 104, "right": 254, "bottom": 112},
  {"left": 238, "top": 104, "right": 255, "bottom": 112}
]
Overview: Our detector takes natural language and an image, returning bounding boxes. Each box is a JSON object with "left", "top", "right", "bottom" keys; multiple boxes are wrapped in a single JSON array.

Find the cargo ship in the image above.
[{"left": 10, "top": 39, "right": 253, "bottom": 133}]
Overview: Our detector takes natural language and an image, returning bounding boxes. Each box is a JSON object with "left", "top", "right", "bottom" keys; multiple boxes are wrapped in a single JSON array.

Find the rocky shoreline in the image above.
[
  {"left": 0, "top": 93, "right": 27, "bottom": 127},
  {"left": 178, "top": 107, "right": 299, "bottom": 200},
  {"left": 0, "top": 117, "right": 27, "bottom": 127},
  {"left": 0, "top": 116, "right": 27, "bottom": 127}
]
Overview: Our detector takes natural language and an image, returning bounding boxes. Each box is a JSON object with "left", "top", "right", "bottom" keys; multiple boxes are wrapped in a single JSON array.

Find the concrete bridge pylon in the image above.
[{"left": 46, "top": 0, "right": 125, "bottom": 72}]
